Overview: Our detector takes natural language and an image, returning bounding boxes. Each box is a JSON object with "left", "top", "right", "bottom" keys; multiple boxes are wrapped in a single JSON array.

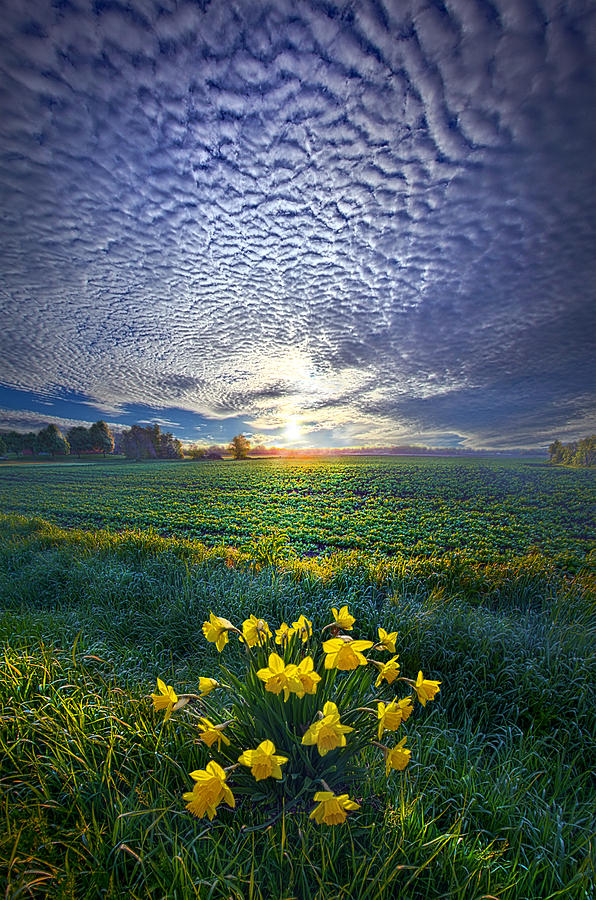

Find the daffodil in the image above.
[
  {"left": 309, "top": 791, "right": 360, "bottom": 826},
  {"left": 202, "top": 612, "right": 234, "bottom": 652},
  {"left": 197, "top": 717, "right": 231, "bottom": 750},
  {"left": 377, "top": 627, "right": 398, "bottom": 654},
  {"left": 384, "top": 737, "right": 411, "bottom": 775},
  {"left": 198, "top": 677, "right": 219, "bottom": 695},
  {"left": 275, "top": 622, "right": 294, "bottom": 645},
  {"left": 377, "top": 698, "right": 413, "bottom": 740},
  {"left": 293, "top": 656, "right": 321, "bottom": 698},
  {"left": 183, "top": 761, "right": 235, "bottom": 820},
  {"left": 238, "top": 739, "right": 288, "bottom": 780},
  {"left": 374, "top": 655, "right": 400, "bottom": 687},
  {"left": 291, "top": 614, "right": 313, "bottom": 642},
  {"left": 323, "top": 637, "right": 373, "bottom": 670},
  {"left": 331, "top": 605, "right": 355, "bottom": 631},
  {"left": 240, "top": 615, "right": 272, "bottom": 648},
  {"left": 256, "top": 653, "right": 300, "bottom": 701},
  {"left": 302, "top": 701, "right": 354, "bottom": 756},
  {"left": 151, "top": 678, "right": 178, "bottom": 721},
  {"left": 414, "top": 671, "right": 441, "bottom": 706}
]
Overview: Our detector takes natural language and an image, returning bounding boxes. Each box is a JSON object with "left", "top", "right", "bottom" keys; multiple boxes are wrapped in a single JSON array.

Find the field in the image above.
[
  {"left": 0, "top": 457, "right": 595, "bottom": 899},
  {"left": 0, "top": 456, "right": 593, "bottom": 564}
]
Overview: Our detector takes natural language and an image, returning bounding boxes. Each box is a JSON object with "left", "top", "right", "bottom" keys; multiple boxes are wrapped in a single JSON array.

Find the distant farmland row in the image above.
[{"left": 1, "top": 456, "right": 593, "bottom": 567}]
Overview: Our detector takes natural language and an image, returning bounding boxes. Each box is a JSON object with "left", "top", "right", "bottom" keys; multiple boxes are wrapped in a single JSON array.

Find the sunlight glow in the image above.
[{"left": 284, "top": 419, "right": 302, "bottom": 443}]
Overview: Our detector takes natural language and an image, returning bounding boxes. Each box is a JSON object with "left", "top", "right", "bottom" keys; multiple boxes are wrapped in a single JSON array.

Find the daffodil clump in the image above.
[{"left": 151, "top": 607, "right": 441, "bottom": 827}]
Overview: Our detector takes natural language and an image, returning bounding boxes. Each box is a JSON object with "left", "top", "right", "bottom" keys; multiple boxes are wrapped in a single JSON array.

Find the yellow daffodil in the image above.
[
  {"left": 238, "top": 739, "right": 288, "bottom": 780},
  {"left": 399, "top": 697, "right": 413, "bottom": 723},
  {"left": 293, "top": 656, "right": 321, "bottom": 698},
  {"left": 302, "top": 701, "right": 354, "bottom": 756},
  {"left": 377, "top": 627, "right": 398, "bottom": 654},
  {"left": 275, "top": 622, "right": 294, "bottom": 645},
  {"left": 256, "top": 653, "right": 301, "bottom": 701},
  {"left": 384, "top": 737, "right": 411, "bottom": 775},
  {"left": 323, "top": 637, "right": 373, "bottom": 670},
  {"left": 331, "top": 605, "right": 355, "bottom": 631},
  {"left": 291, "top": 614, "right": 313, "bottom": 642},
  {"left": 202, "top": 612, "right": 234, "bottom": 652},
  {"left": 183, "top": 761, "right": 235, "bottom": 820},
  {"left": 374, "top": 655, "right": 400, "bottom": 687},
  {"left": 240, "top": 615, "right": 272, "bottom": 647},
  {"left": 309, "top": 791, "right": 360, "bottom": 826},
  {"left": 414, "top": 671, "right": 441, "bottom": 706},
  {"left": 151, "top": 678, "right": 178, "bottom": 721},
  {"left": 377, "top": 698, "right": 413, "bottom": 740},
  {"left": 198, "top": 677, "right": 219, "bottom": 695},
  {"left": 197, "top": 717, "right": 231, "bottom": 750}
]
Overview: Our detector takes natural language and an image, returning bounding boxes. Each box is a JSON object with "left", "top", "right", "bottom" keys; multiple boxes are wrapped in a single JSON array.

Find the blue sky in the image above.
[{"left": 0, "top": 0, "right": 595, "bottom": 449}]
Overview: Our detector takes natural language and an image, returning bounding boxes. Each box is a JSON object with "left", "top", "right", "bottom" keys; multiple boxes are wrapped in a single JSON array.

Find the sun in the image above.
[{"left": 284, "top": 419, "right": 302, "bottom": 443}]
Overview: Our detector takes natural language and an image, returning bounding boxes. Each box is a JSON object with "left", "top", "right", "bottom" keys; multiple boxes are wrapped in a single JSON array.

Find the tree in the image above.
[
  {"left": 22, "top": 432, "right": 38, "bottom": 455},
  {"left": 121, "top": 425, "right": 157, "bottom": 459},
  {"left": 229, "top": 434, "right": 250, "bottom": 460},
  {"left": 548, "top": 435, "right": 595, "bottom": 467},
  {"left": 120, "top": 424, "right": 184, "bottom": 460},
  {"left": 188, "top": 446, "right": 206, "bottom": 460},
  {"left": 37, "top": 424, "right": 69, "bottom": 456},
  {"left": 68, "top": 426, "right": 93, "bottom": 457},
  {"left": 204, "top": 445, "right": 224, "bottom": 460},
  {"left": 89, "top": 420, "right": 115, "bottom": 456},
  {"left": 0, "top": 431, "right": 24, "bottom": 455},
  {"left": 575, "top": 435, "right": 596, "bottom": 467},
  {"left": 159, "top": 431, "right": 184, "bottom": 459},
  {"left": 148, "top": 423, "right": 162, "bottom": 456}
]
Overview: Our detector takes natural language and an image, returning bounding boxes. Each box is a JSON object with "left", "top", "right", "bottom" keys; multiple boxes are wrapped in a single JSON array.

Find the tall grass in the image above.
[{"left": 0, "top": 513, "right": 594, "bottom": 898}]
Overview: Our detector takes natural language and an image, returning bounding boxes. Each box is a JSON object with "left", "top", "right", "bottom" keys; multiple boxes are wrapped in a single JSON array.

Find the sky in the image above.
[{"left": 0, "top": 0, "right": 595, "bottom": 450}]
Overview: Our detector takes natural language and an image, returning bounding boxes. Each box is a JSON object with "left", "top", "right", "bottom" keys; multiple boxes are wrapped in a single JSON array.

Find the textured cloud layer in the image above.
[{"left": 1, "top": 0, "right": 595, "bottom": 447}]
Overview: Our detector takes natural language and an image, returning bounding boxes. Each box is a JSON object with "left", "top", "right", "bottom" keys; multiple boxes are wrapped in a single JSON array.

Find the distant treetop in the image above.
[
  {"left": 548, "top": 435, "right": 595, "bottom": 467},
  {"left": 120, "top": 423, "right": 183, "bottom": 460},
  {"left": 229, "top": 434, "right": 250, "bottom": 460}
]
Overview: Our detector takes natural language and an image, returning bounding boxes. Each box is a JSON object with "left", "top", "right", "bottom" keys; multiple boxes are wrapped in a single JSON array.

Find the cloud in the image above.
[
  {"left": 0, "top": 0, "right": 594, "bottom": 448},
  {"left": 0, "top": 407, "right": 127, "bottom": 435}
]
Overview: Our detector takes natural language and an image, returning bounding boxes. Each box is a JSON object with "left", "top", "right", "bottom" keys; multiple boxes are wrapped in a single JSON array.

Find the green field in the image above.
[
  {"left": 0, "top": 456, "right": 593, "bottom": 565},
  {"left": 1, "top": 457, "right": 595, "bottom": 898}
]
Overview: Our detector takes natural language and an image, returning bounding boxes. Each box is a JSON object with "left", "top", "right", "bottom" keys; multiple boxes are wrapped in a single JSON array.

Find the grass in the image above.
[{"left": 0, "top": 513, "right": 595, "bottom": 899}]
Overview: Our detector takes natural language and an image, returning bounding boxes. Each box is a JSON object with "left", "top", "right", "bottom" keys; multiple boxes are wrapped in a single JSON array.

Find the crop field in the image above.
[{"left": 0, "top": 455, "right": 594, "bottom": 566}]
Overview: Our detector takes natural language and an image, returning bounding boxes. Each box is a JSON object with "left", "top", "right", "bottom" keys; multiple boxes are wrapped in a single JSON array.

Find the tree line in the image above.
[
  {"left": 188, "top": 435, "right": 249, "bottom": 460},
  {"left": 7, "top": 425, "right": 592, "bottom": 466},
  {"left": 548, "top": 435, "right": 595, "bottom": 467},
  {"left": 0, "top": 421, "right": 183, "bottom": 460},
  {"left": 0, "top": 421, "right": 114, "bottom": 457},
  {"left": 0, "top": 420, "right": 222, "bottom": 461}
]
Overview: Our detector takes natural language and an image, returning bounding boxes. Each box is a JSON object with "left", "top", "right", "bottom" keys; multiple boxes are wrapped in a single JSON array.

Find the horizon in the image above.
[{"left": 0, "top": 416, "right": 549, "bottom": 457}]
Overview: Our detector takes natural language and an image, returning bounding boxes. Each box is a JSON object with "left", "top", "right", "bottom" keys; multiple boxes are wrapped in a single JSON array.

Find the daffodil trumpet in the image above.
[{"left": 370, "top": 641, "right": 400, "bottom": 653}]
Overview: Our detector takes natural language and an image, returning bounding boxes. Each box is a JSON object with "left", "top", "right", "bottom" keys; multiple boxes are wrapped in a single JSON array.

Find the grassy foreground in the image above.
[{"left": 1, "top": 514, "right": 594, "bottom": 899}]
